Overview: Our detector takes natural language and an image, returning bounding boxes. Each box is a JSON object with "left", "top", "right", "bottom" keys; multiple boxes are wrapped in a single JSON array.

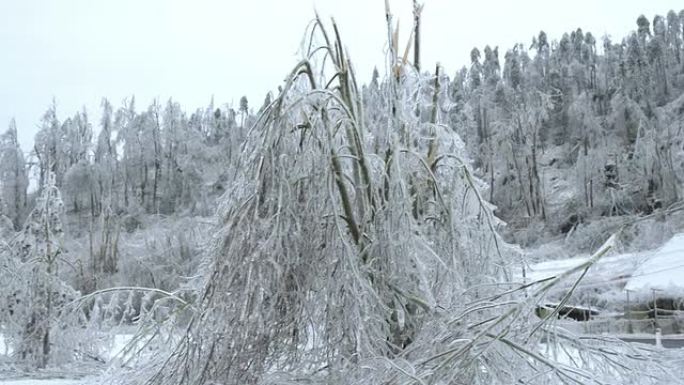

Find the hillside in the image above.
[{"left": 446, "top": 13, "right": 684, "bottom": 250}]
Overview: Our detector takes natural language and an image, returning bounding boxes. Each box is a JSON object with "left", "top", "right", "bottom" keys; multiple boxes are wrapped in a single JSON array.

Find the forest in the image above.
[{"left": 1, "top": 3, "right": 684, "bottom": 385}]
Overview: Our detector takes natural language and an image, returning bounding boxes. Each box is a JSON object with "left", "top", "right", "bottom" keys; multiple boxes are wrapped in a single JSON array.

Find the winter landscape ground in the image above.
[{"left": 2, "top": 1, "right": 684, "bottom": 384}]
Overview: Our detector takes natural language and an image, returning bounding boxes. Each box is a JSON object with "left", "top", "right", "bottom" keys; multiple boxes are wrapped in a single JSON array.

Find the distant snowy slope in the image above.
[
  {"left": 526, "top": 251, "right": 641, "bottom": 287},
  {"left": 625, "top": 233, "right": 684, "bottom": 292},
  {"left": 524, "top": 233, "right": 684, "bottom": 303}
]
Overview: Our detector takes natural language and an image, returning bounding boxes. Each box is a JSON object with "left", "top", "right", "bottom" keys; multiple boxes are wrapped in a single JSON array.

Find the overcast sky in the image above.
[{"left": 1, "top": 0, "right": 682, "bottom": 151}]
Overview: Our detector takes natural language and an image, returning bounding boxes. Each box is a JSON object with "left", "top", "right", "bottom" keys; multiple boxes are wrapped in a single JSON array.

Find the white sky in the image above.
[{"left": 1, "top": 0, "right": 682, "bottom": 151}]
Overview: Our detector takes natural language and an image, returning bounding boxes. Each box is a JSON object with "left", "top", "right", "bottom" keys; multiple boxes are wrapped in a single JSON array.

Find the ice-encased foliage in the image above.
[
  {"left": 0, "top": 174, "right": 87, "bottom": 368},
  {"left": 110, "top": 16, "right": 681, "bottom": 385}
]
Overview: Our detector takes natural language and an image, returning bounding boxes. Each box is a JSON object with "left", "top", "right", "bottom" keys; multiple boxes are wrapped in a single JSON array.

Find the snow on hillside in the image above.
[
  {"left": 625, "top": 233, "right": 684, "bottom": 292},
  {"left": 524, "top": 233, "right": 684, "bottom": 307},
  {"left": 526, "top": 252, "right": 640, "bottom": 283},
  {"left": 525, "top": 250, "right": 643, "bottom": 293}
]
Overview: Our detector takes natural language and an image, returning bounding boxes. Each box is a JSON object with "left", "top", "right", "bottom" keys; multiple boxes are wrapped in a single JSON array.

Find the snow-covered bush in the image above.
[{"left": 107, "top": 13, "right": 682, "bottom": 385}]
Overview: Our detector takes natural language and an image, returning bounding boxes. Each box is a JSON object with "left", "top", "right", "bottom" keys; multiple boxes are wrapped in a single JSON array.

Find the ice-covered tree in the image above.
[
  {"left": 93, "top": 98, "right": 119, "bottom": 215},
  {"left": 468, "top": 47, "right": 482, "bottom": 89},
  {"left": 34, "top": 101, "right": 66, "bottom": 190},
  {"left": 239, "top": 95, "right": 249, "bottom": 128},
  {"left": 12, "top": 173, "right": 78, "bottom": 368},
  {"left": 666, "top": 10, "right": 682, "bottom": 65},
  {"left": 0, "top": 119, "right": 29, "bottom": 230},
  {"left": 637, "top": 14, "right": 652, "bottom": 42}
]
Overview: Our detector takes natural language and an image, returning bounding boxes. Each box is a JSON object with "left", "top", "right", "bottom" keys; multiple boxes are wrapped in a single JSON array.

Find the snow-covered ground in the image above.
[
  {"left": 0, "top": 333, "right": 134, "bottom": 385},
  {"left": 3, "top": 236, "right": 683, "bottom": 384}
]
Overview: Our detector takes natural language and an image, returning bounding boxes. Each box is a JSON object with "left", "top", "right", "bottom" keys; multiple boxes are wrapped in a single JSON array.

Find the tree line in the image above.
[{"left": 443, "top": 11, "right": 684, "bottom": 241}]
